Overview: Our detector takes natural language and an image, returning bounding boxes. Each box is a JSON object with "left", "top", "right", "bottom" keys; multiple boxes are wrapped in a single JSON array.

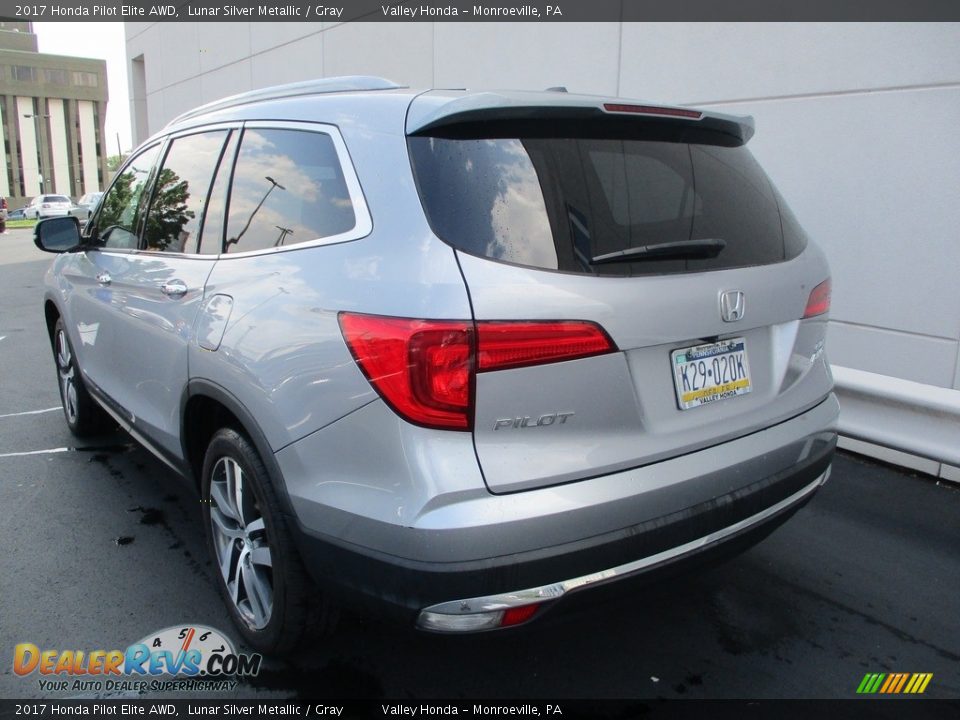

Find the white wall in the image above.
[
  {"left": 47, "top": 99, "right": 72, "bottom": 196},
  {"left": 16, "top": 96, "right": 41, "bottom": 197},
  {"left": 125, "top": 21, "right": 960, "bottom": 478},
  {"left": 77, "top": 101, "right": 100, "bottom": 195}
]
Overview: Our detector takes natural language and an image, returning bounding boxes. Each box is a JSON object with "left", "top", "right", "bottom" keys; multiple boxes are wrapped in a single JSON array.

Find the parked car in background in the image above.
[
  {"left": 7, "top": 207, "right": 26, "bottom": 221},
  {"left": 33, "top": 76, "right": 837, "bottom": 655},
  {"left": 75, "top": 191, "right": 103, "bottom": 219},
  {"left": 24, "top": 194, "right": 72, "bottom": 219}
]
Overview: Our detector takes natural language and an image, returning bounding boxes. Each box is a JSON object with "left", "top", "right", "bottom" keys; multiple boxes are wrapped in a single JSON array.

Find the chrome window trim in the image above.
[
  {"left": 109, "top": 121, "right": 372, "bottom": 261},
  {"left": 417, "top": 468, "right": 830, "bottom": 627}
]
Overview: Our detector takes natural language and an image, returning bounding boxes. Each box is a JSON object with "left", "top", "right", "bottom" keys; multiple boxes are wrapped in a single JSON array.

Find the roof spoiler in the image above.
[{"left": 407, "top": 92, "right": 754, "bottom": 145}]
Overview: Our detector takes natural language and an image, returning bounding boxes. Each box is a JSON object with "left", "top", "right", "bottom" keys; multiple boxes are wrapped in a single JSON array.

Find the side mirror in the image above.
[{"left": 34, "top": 216, "right": 82, "bottom": 253}]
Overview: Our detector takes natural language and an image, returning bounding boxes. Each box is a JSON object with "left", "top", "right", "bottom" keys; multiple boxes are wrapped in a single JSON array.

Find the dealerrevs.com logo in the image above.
[{"left": 13, "top": 625, "right": 262, "bottom": 694}]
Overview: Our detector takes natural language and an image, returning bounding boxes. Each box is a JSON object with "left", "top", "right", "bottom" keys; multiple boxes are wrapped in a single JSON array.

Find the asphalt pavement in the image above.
[{"left": 1, "top": 227, "right": 958, "bottom": 701}]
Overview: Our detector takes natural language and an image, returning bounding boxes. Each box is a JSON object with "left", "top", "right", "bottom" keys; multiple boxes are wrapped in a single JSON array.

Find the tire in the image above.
[
  {"left": 52, "top": 318, "right": 112, "bottom": 437},
  {"left": 201, "top": 428, "right": 334, "bottom": 655}
]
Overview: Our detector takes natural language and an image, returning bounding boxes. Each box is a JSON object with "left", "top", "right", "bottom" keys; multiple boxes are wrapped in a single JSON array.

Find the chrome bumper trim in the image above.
[{"left": 417, "top": 467, "right": 830, "bottom": 627}]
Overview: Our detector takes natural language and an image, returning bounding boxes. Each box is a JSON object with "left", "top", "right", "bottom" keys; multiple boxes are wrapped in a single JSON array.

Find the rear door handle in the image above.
[
  {"left": 161, "top": 280, "right": 188, "bottom": 299},
  {"left": 96, "top": 271, "right": 111, "bottom": 286}
]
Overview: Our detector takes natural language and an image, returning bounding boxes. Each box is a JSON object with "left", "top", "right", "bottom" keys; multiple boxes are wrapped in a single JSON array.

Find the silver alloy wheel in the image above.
[
  {"left": 209, "top": 456, "right": 274, "bottom": 629},
  {"left": 55, "top": 328, "right": 78, "bottom": 425}
]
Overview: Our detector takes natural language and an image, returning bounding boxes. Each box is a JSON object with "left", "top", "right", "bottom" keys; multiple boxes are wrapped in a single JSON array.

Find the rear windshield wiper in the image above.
[{"left": 590, "top": 238, "right": 726, "bottom": 265}]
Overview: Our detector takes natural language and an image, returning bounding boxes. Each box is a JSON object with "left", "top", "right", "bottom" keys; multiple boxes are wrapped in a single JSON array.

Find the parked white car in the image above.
[{"left": 24, "top": 194, "right": 72, "bottom": 219}]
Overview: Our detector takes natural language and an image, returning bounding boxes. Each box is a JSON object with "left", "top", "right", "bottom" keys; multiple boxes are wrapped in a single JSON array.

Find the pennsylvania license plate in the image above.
[{"left": 671, "top": 338, "right": 752, "bottom": 410}]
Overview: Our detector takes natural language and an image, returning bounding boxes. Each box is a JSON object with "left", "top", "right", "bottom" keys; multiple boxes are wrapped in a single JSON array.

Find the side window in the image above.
[
  {"left": 143, "top": 130, "right": 228, "bottom": 253},
  {"left": 96, "top": 144, "right": 161, "bottom": 250},
  {"left": 197, "top": 130, "right": 239, "bottom": 256},
  {"left": 224, "top": 128, "right": 355, "bottom": 254}
]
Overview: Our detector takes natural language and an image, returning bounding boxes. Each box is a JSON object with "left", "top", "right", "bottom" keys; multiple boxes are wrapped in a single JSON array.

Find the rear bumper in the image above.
[{"left": 289, "top": 394, "right": 839, "bottom": 628}]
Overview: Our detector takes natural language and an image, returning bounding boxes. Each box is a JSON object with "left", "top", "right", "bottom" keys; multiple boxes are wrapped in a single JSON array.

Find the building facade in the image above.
[
  {"left": 0, "top": 21, "right": 109, "bottom": 206},
  {"left": 124, "top": 22, "right": 960, "bottom": 481}
]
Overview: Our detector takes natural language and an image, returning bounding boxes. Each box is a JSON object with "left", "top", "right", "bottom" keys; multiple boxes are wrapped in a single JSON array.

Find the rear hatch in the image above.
[{"left": 407, "top": 92, "right": 833, "bottom": 494}]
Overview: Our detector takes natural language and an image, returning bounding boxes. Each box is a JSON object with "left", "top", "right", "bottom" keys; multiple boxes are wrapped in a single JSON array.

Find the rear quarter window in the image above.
[{"left": 224, "top": 128, "right": 356, "bottom": 254}]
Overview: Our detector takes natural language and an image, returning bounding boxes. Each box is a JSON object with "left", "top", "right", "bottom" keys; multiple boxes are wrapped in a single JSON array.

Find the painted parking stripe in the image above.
[
  {"left": 0, "top": 407, "right": 61, "bottom": 419},
  {"left": 0, "top": 447, "right": 71, "bottom": 458}
]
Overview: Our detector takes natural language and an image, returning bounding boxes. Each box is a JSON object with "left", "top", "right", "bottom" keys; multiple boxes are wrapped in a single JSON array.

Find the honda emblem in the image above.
[{"left": 720, "top": 290, "right": 745, "bottom": 322}]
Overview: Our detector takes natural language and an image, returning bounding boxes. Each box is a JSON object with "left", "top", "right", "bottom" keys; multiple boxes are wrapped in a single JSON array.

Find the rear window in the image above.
[
  {"left": 45, "top": 195, "right": 70, "bottom": 203},
  {"left": 408, "top": 135, "right": 806, "bottom": 276}
]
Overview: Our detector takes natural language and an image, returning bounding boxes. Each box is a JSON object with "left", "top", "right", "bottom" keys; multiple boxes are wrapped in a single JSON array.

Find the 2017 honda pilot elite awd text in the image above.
[{"left": 35, "top": 77, "right": 838, "bottom": 654}]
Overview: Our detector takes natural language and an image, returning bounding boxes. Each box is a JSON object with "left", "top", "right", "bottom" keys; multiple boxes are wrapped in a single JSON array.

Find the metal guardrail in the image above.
[{"left": 831, "top": 365, "right": 960, "bottom": 467}]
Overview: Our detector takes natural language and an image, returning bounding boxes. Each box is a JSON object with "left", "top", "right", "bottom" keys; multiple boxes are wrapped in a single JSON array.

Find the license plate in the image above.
[{"left": 671, "top": 338, "right": 752, "bottom": 410}]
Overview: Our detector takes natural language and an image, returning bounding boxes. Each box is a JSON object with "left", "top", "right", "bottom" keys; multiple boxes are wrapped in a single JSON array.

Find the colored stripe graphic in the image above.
[
  {"left": 856, "top": 673, "right": 885, "bottom": 694},
  {"left": 856, "top": 672, "right": 932, "bottom": 694}
]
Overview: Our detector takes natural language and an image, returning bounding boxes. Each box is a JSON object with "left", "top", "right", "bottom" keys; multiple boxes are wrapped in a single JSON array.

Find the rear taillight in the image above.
[
  {"left": 338, "top": 314, "right": 473, "bottom": 430},
  {"left": 803, "top": 278, "right": 832, "bottom": 318},
  {"left": 339, "top": 314, "right": 616, "bottom": 431},
  {"left": 477, "top": 321, "right": 614, "bottom": 372}
]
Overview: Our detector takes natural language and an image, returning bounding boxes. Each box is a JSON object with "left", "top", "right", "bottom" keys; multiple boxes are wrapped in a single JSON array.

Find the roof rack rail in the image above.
[{"left": 167, "top": 75, "right": 404, "bottom": 127}]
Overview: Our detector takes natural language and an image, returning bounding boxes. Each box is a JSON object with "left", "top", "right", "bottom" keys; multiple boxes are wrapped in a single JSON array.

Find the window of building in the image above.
[
  {"left": 71, "top": 71, "right": 99, "bottom": 88},
  {"left": 12, "top": 65, "right": 36, "bottom": 82},
  {"left": 43, "top": 68, "right": 69, "bottom": 86}
]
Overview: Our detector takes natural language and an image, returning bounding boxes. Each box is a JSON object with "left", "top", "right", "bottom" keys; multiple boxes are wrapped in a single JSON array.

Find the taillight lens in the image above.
[
  {"left": 477, "top": 321, "right": 615, "bottom": 372},
  {"left": 803, "top": 278, "right": 831, "bottom": 318},
  {"left": 339, "top": 314, "right": 473, "bottom": 430},
  {"left": 339, "top": 314, "right": 617, "bottom": 430}
]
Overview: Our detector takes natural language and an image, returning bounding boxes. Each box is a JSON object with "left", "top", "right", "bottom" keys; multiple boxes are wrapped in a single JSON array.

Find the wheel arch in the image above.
[
  {"left": 44, "top": 298, "right": 61, "bottom": 348},
  {"left": 182, "top": 379, "right": 298, "bottom": 519}
]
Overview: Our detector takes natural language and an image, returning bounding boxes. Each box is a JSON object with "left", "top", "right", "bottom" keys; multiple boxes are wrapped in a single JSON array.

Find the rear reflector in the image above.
[
  {"left": 803, "top": 278, "right": 832, "bottom": 318},
  {"left": 339, "top": 314, "right": 617, "bottom": 431},
  {"left": 417, "top": 603, "right": 543, "bottom": 633},
  {"left": 603, "top": 103, "right": 703, "bottom": 119},
  {"left": 499, "top": 604, "right": 541, "bottom": 627},
  {"left": 477, "top": 321, "right": 615, "bottom": 372}
]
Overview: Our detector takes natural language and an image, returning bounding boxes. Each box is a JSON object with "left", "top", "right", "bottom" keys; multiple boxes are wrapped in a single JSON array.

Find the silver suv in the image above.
[{"left": 35, "top": 76, "right": 838, "bottom": 654}]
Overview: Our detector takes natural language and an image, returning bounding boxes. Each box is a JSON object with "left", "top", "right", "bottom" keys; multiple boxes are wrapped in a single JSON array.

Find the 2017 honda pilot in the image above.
[{"left": 35, "top": 77, "right": 837, "bottom": 654}]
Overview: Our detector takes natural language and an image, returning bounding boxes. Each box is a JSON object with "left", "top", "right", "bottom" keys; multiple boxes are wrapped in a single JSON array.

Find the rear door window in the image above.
[
  {"left": 142, "top": 130, "right": 229, "bottom": 253},
  {"left": 409, "top": 135, "right": 799, "bottom": 276}
]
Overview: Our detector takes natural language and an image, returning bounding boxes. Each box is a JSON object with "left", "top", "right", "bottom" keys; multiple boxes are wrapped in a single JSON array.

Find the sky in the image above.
[{"left": 34, "top": 22, "right": 133, "bottom": 154}]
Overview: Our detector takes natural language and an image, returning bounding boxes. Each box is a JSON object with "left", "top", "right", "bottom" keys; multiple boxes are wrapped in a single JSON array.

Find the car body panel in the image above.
[
  {"left": 277, "top": 391, "right": 838, "bottom": 564},
  {"left": 55, "top": 247, "right": 215, "bottom": 456},
  {"left": 460, "top": 245, "right": 832, "bottom": 492},
  {"left": 38, "top": 78, "right": 838, "bottom": 634}
]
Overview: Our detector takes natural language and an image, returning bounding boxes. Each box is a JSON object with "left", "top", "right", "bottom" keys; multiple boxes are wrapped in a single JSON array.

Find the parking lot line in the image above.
[
  {"left": 0, "top": 407, "right": 61, "bottom": 419},
  {"left": 0, "top": 447, "right": 70, "bottom": 458}
]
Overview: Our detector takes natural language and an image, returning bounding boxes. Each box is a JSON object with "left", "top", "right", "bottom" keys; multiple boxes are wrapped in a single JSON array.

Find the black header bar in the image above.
[{"left": 1, "top": 0, "right": 959, "bottom": 22}]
